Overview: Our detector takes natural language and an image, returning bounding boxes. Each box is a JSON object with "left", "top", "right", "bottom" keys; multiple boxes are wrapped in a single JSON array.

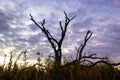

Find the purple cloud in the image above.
[{"left": 0, "top": 0, "right": 120, "bottom": 61}]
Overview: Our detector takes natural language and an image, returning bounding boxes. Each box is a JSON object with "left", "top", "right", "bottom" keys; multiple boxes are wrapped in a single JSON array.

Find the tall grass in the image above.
[{"left": 0, "top": 52, "right": 120, "bottom": 80}]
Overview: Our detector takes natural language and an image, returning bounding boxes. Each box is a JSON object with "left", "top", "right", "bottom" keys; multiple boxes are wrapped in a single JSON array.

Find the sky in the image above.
[{"left": 0, "top": 0, "right": 120, "bottom": 64}]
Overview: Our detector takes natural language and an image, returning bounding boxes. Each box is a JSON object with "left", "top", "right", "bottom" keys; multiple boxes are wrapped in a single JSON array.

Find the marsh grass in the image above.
[{"left": 0, "top": 52, "right": 120, "bottom": 80}]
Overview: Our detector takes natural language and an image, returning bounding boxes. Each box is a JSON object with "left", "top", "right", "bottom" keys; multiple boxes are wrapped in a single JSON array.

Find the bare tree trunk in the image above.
[{"left": 54, "top": 49, "right": 61, "bottom": 65}]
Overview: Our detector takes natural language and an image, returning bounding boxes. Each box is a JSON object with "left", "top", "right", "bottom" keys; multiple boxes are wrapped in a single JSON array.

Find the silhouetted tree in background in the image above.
[
  {"left": 30, "top": 12, "right": 120, "bottom": 68},
  {"left": 30, "top": 12, "right": 76, "bottom": 66}
]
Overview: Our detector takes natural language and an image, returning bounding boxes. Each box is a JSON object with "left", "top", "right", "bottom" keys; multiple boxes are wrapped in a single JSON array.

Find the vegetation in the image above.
[
  {"left": 0, "top": 53, "right": 120, "bottom": 80},
  {"left": 0, "top": 12, "right": 120, "bottom": 80}
]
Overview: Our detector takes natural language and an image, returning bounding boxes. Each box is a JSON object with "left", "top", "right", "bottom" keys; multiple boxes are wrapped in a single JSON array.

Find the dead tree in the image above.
[
  {"left": 76, "top": 30, "right": 120, "bottom": 67},
  {"left": 64, "top": 30, "right": 120, "bottom": 67},
  {"left": 30, "top": 12, "right": 76, "bottom": 65},
  {"left": 76, "top": 30, "right": 93, "bottom": 61},
  {"left": 76, "top": 30, "right": 107, "bottom": 63}
]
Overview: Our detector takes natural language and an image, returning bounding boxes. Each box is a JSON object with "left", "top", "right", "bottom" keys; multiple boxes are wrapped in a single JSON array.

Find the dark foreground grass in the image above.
[
  {"left": 0, "top": 52, "right": 120, "bottom": 80},
  {"left": 0, "top": 59, "right": 120, "bottom": 80}
]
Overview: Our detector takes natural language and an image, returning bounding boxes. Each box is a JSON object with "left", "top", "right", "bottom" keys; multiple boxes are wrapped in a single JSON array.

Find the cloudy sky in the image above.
[{"left": 0, "top": 0, "right": 120, "bottom": 63}]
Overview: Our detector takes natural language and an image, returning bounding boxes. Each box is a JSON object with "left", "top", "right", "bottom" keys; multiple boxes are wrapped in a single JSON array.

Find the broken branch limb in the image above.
[{"left": 81, "top": 60, "right": 120, "bottom": 68}]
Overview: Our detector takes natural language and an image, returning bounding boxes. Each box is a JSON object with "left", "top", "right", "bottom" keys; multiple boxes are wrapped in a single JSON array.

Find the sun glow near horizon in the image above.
[
  {"left": 0, "top": 55, "right": 43, "bottom": 66},
  {"left": 0, "top": 47, "right": 45, "bottom": 65}
]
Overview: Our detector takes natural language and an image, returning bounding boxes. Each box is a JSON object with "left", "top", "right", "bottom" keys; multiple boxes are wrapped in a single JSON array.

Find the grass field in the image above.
[{"left": 0, "top": 52, "right": 120, "bottom": 80}]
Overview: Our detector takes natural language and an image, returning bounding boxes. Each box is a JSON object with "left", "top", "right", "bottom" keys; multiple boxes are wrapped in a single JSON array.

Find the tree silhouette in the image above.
[
  {"left": 30, "top": 12, "right": 120, "bottom": 67},
  {"left": 64, "top": 30, "right": 120, "bottom": 68},
  {"left": 30, "top": 12, "right": 76, "bottom": 65}
]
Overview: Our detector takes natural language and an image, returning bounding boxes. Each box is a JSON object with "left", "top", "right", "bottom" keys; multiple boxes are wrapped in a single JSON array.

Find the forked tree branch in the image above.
[
  {"left": 30, "top": 12, "right": 76, "bottom": 65},
  {"left": 76, "top": 30, "right": 93, "bottom": 61},
  {"left": 59, "top": 12, "right": 76, "bottom": 47}
]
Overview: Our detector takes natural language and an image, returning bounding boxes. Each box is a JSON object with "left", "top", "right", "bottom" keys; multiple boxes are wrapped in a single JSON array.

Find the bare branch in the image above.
[
  {"left": 82, "top": 56, "right": 108, "bottom": 60},
  {"left": 76, "top": 44, "right": 82, "bottom": 60},
  {"left": 59, "top": 21, "right": 63, "bottom": 32},
  {"left": 45, "top": 30, "right": 58, "bottom": 44},
  {"left": 70, "top": 15, "right": 76, "bottom": 21},
  {"left": 84, "top": 30, "right": 93, "bottom": 41},
  {"left": 81, "top": 60, "right": 120, "bottom": 68},
  {"left": 77, "top": 30, "right": 93, "bottom": 61},
  {"left": 41, "top": 18, "right": 46, "bottom": 27},
  {"left": 29, "top": 14, "right": 33, "bottom": 20},
  {"left": 64, "top": 11, "right": 70, "bottom": 22},
  {"left": 30, "top": 14, "right": 43, "bottom": 30},
  {"left": 59, "top": 12, "right": 76, "bottom": 47},
  {"left": 81, "top": 53, "right": 108, "bottom": 60}
]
